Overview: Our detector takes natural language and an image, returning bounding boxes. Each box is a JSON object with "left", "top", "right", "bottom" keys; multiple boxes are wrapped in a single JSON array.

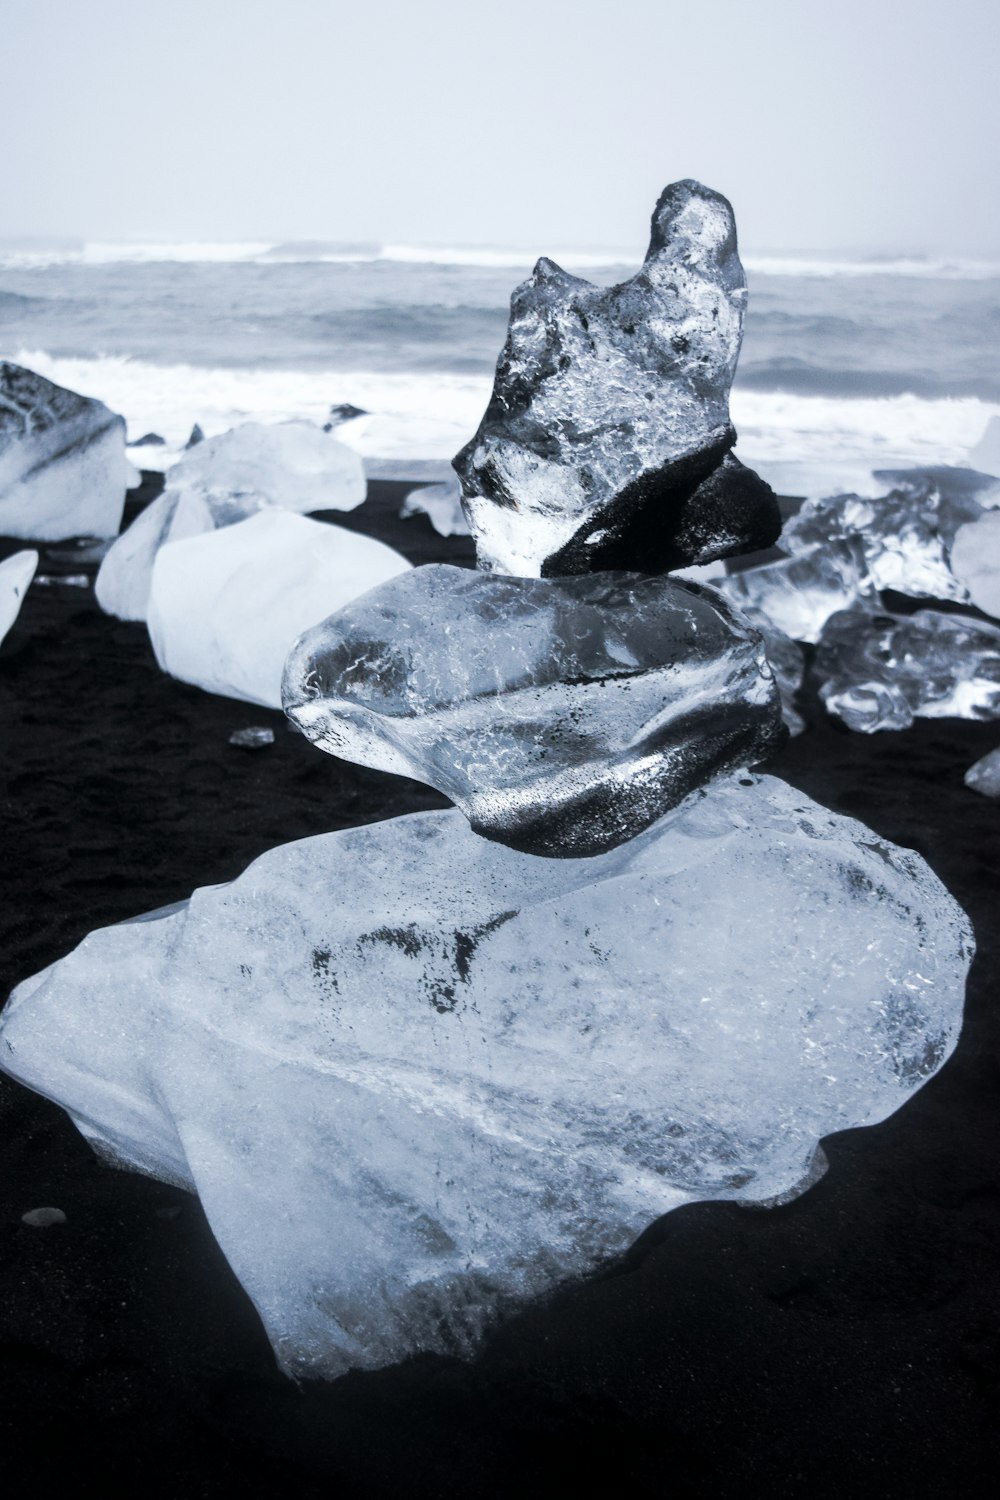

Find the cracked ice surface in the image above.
[
  {"left": 0, "top": 774, "right": 971, "bottom": 1379},
  {"left": 283, "top": 564, "right": 784, "bottom": 856},
  {"left": 453, "top": 180, "right": 779, "bottom": 577}
]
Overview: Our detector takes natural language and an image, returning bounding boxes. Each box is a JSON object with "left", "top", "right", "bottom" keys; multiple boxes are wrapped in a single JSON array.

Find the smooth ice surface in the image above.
[
  {"left": 816, "top": 608, "right": 1000, "bottom": 732},
  {"left": 97, "top": 422, "right": 366, "bottom": 621},
  {"left": 283, "top": 565, "right": 784, "bottom": 856},
  {"left": 0, "top": 549, "right": 38, "bottom": 646},
  {"left": 717, "top": 539, "right": 879, "bottom": 643},
  {"left": 721, "top": 601, "right": 806, "bottom": 736},
  {"left": 147, "top": 510, "right": 410, "bottom": 708},
  {"left": 0, "top": 361, "right": 138, "bottom": 541},
  {"left": 782, "top": 471, "right": 990, "bottom": 604},
  {"left": 965, "top": 746, "right": 1000, "bottom": 798},
  {"left": 453, "top": 181, "right": 779, "bottom": 577},
  {"left": 949, "top": 510, "right": 1000, "bottom": 619},
  {"left": 0, "top": 774, "right": 971, "bottom": 1380},
  {"left": 399, "top": 477, "right": 470, "bottom": 536},
  {"left": 969, "top": 416, "right": 1000, "bottom": 476}
]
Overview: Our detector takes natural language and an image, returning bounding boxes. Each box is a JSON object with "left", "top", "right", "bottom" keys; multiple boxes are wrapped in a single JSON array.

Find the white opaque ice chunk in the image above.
[
  {"left": 964, "top": 746, "right": 1000, "bottom": 798},
  {"left": 969, "top": 416, "right": 1000, "bottom": 478},
  {"left": 97, "top": 422, "right": 367, "bottom": 621},
  {"left": 0, "top": 774, "right": 972, "bottom": 1379},
  {"left": 146, "top": 510, "right": 410, "bottom": 707},
  {"left": 400, "top": 477, "right": 470, "bottom": 536},
  {"left": 949, "top": 510, "right": 1000, "bottom": 619},
  {"left": 0, "top": 361, "right": 138, "bottom": 541},
  {"left": 0, "top": 549, "right": 38, "bottom": 646}
]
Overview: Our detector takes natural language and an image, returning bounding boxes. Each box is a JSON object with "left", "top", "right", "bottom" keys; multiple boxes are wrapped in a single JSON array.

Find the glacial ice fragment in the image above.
[
  {"left": 964, "top": 746, "right": 1000, "bottom": 798},
  {"left": 0, "top": 774, "right": 972, "bottom": 1379},
  {"left": 400, "top": 476, "right": 470, "bottom": 536},
  {"left": 0, "top": 549, "right": 38, "bottom": 647},
  {"left": 283, "top": 564, "right": 784, "bottom": 856},
  {"left": 0, "top": 361, "right": 138, "bottom": 541},
  {"left": 781, "top": 473, "right": 987, "bottom": 603},
  {"left": 147, "top": 510, "right": 411, "bottom": 708},
  {"left": 969, "top": 416, "right": 1000, "bottom": 477},
  {"left": 716, "top": 538, "right": 879, "bottom": 643},
  {"left": 949, "top": 510, "right": 1000, "bottom": 619},
  {"left": 815, "top": 608, "right": 1000, "bottom": 732},
  {"left": 723, "top": 602, "right": 806, "bottom": 736},
  {"left": 453, "top": 180, "right": 780, "bottom": 577},
  {"left": 97, "top": 422, "right": 367, "bottom": 622}
]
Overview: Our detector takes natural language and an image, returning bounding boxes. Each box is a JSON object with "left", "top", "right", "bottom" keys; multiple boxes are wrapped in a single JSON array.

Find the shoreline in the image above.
[{"left": 1, "top": 478, "right": 998, "bottom": 1495}]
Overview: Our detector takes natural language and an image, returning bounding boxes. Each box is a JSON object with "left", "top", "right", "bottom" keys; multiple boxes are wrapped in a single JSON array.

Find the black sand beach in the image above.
[{"left": 1, "top": 477, "right": 998, "bottom": 1496}]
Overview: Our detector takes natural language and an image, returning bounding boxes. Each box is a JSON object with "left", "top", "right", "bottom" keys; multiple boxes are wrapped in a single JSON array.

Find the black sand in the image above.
[{"left": 1, "top": 478, "right": 998, "bottom": 1497}]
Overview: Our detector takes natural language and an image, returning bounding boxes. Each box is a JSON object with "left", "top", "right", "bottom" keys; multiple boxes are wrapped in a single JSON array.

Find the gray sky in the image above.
[{"left": 3, "top": 0, "right": 997, "bottom": 253}]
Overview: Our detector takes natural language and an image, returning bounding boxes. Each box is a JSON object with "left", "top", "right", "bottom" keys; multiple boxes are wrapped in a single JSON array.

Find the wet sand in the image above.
[{"left": 1, "top": 478, "right": 997, "bottom": 1496}]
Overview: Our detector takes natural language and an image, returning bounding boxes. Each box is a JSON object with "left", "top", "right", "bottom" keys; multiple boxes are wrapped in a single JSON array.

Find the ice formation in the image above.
[
  {"left": 0, "top": 549, "right": 39, "bottom": 646},
  {"left": 453, "top": 181, "right": 780, "bottom": 577},
  {"left": 0, "top": 774, "right": 971, "bottom": 1379},
  {"left": 720, "top": 601, "right": 806, "bottom": 736},
  {"left": 949, "top": 510, "right": 1000, "bottom": 619},
  {"left": 969, "top": 416, "right": 1000, "bottom": 476},
  {"left": 147, "top": 510, "right": 410, "bottom": 708},
  {"left": 965, "top": 746, "right": 1000, "bottom": 798},
  {"left": 97, "top": 422, "right": 366, "bottom": 621},
  {"left": 0, "top": 361, "right": 138, "bottom": 541},
  {"left": 815, "top": 608, "right": 1000, "bottom": 732},
  {"left": 716, "top": 539, "right": 879, "bottom": 643},
  {"left": 284, "top": 565, "right": 784, "bottom": 857},
  {"left": 400, "top": 477, "right": 470, "bottom": 537}
]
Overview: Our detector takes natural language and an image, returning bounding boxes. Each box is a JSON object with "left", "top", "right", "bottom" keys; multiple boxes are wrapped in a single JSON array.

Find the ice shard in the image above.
[
  {"left": 453, "top": 181, "right": 780, "bottom": 577},
  {"left": 283, "top": 564, "right": 784, "bottom": 857},
  {"left": 0, "top": 774, "right": 972, "bottom": 1379},
  {"left": 815, "top": 608, "right": 1000, "bottom": 732},
  {"left": 147, "top": 510, "right": 411, "bottom": 708},
  {"left": 97, "top": 422, "right": 366, "bottom": 622},
  {"left": 400, "top": 476, "right": 470, "bottom": 537},
  {"left": 964, "top": 746, "right": 1000, "bottom": 798},
  {"left": 781, "top": 472, "right": 989, "bottom": 603},
  {"left": 0, "top": 549, "right": 38, "bottom": 647},
  {"left": 716, "top": 538, "right": 879, "bottom": 643},
  {"left": 0, "top": 361, "right": 138, "bottom": 541},
  {"left": 949, "top": 510, "right": 1000, "bottom": 619}
]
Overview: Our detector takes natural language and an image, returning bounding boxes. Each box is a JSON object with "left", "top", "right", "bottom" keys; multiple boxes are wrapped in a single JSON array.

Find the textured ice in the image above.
[
  {"left": 400, "top": 477, "right": 470, "bottom": 537},
  {"left": 781, "top": 472, "right": 988, "bottom": 603},
  {"left": 97, "top": 422, "right": 366, "bottom": 622},
  {"left": 0, "top": 361, "right": 138, "bottom": 541},
  {"left": 0, "top": 549, "right": 38, "bottom": 647},
  {"left": 716, "top": 539, "right": 879, "bottom": 643},
  {"left": 453, "top": 181, "right": 780, "bottom": 577},
  {"left": 283, "top": 564, "right": 784, "bottom": 856},
  {"left": 816, "top": 608, "right": 1000, "bottom": 732},
  {"left": 964, "top": 746, "right": 1000, "bottom": 798},
  {"left": 0, "top": 774, "right": 971, "bottom": 1379},
  {"left": 949, "top": 510, "right": 1000, "bottom": 619},
  {"left": 147, "top": 510, "right": 411, "bottom": 708},
  {"left": 722, "top": 602, "right": 806, "bottom": 736}
]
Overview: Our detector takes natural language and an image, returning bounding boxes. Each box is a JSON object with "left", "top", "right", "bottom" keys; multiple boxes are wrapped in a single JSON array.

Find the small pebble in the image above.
[
  {"left": 229, "top": 726, "right": 275, "bottom": 749},
  {"left": 21, "top": 1206, "right": 67, "bottom": 1228}
]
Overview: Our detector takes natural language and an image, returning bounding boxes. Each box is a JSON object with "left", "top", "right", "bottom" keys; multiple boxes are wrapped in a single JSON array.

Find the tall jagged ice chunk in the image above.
[
  {"left": 0, "top": 549, "right": 39, "bottom": 646},
  {"left": 453, "top": 180, "right": 780, "bottom": 577},
  {"left": 0, "top": 362, "right": 139, "bottom": 541},
  {"left": 96, "top": 421, "right": 366, "bottom": 621},
  {"left": 283, "top": 565, "right": 784, "bottom": 857},
  {"left": 716, "top": 538, "right": 879, "bottom": 644},
  {"left": 781, "top": 467, "right": 997, "bottom": 604},
  {"left": 0, "top": 775, "right": 972, "bottom": 1379},
  {"left": 147, "top": 510, "right": 411, "bottom": 708},
  {"left": 816, "top": 608, "right": 1000, "bottom": 732}
]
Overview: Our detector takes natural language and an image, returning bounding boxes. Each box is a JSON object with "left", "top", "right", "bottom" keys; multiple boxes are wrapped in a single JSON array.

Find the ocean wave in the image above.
[
  {"left": 6, "top": 348, "right": 997, "bottom": 499},
  {"left": 744, "top": 254, "right": 1000, "bottom": 281}
]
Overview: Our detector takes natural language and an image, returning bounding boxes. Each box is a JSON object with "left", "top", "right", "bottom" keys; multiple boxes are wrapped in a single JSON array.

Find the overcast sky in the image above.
[{"left": 3, "top": 0, "right": 997, "bottom": 254}]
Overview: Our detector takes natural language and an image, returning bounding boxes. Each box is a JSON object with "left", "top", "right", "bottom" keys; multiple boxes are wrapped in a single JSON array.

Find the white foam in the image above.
[
  {"left": 743, "top": 254, "right": 1000, "bottom": 281},
  {"left": 6, "top": 349, "right": 998, "bottom": 497}
]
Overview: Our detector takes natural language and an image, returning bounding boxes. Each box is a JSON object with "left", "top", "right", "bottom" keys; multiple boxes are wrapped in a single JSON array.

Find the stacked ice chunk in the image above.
[{"left": 0, "top": 182, "right": 973, "bottom": 1380}]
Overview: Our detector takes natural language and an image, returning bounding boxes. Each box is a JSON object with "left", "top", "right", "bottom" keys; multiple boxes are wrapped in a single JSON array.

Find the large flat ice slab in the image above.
[
  {"left": 454, "top": 180, "right": 779, "bottom": 577},
  {"left": 0, "top": 774, "right": 971, "bottom": 1379},
  {"left": 283, "top": 565, "right": 784, "bottom": 856},
  {"left": 97, "top": 422, "right": 367, "bottom": 622},
  {"left": 0, "top": 361, "right": 138, "bottom": 541},
  {"left": 147, "top": 509, "right": 411, "bottom": 707}
]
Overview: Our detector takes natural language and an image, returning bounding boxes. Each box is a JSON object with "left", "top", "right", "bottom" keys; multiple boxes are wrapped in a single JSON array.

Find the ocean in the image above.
[{"left": 1, "top": 239, "right": 998, "bottom": 498}]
